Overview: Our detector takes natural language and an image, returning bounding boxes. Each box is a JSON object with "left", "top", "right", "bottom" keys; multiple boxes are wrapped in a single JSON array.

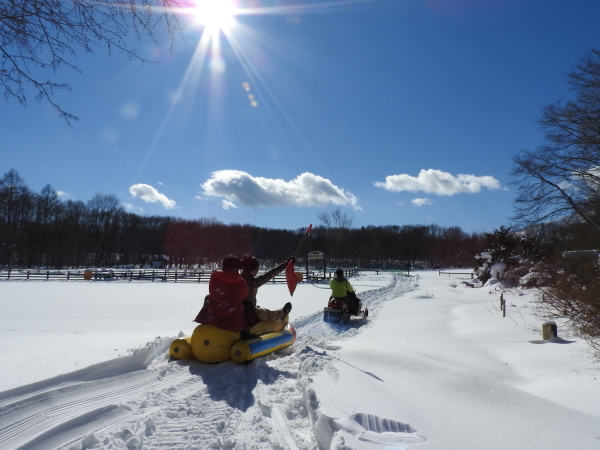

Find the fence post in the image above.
[
  {"left": 175, "top": 271, "right": 178, "bottom": 282},
  {"left": 67, "top": 271, "right": 70, "bottom": 281},
  {"left": 305, "top": 256, "right": 309, "bottom": 283},
  {"left": 27, "top": 270, "right": 30, "bottom": 280},
  {"left": 8, "top": 269, "right": 11, "bottom": 280},
  {"left": 501, "top": 293, "right": 505, "bottom": 317}
]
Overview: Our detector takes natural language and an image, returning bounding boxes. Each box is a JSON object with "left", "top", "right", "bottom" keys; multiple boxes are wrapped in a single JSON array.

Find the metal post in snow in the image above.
[{"left": 306, "top": 253, "right": 309, "bottom": 283}]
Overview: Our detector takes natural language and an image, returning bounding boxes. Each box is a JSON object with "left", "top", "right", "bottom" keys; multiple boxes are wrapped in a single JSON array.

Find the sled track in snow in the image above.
[{"left": 0, "top": 274, "right": 417, "bottom": 450}]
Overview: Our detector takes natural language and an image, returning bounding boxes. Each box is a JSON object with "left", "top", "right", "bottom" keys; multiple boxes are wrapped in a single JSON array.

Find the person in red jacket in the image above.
[{"left": 194, "top": 255, "right": 248, "bottom": 332}]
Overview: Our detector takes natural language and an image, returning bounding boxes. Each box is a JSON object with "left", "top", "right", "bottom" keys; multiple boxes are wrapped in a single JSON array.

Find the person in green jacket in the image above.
[{"left": 330, "top": 268, "right": 359, "bottom": 314}]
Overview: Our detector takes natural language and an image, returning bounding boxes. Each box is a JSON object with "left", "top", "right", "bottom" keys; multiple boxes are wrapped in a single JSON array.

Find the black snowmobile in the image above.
[{"left": 323, "top": 292, "right": 368, "bottom": 324}]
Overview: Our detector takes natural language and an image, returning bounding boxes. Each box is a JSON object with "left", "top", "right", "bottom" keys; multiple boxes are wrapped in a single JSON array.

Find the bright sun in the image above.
[{"left": 190, "top": 0, "right": 237, "bottom": 33}]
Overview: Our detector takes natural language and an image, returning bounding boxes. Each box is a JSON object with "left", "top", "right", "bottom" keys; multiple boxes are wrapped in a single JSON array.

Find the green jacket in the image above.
[{"left": 330, "top": 277, "right": 354, "bottom": 298}]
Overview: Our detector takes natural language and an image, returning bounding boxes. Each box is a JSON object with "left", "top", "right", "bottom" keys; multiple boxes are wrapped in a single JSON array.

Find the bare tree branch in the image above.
[
  {"left": 511, "top": 49, "right": 600, "bottom": 237},
  {"left": 317, "top": 207, "right": 354, "bottom": 259},
  {"left": 0, "top": 0, "right": 185, "bottom": 123}
]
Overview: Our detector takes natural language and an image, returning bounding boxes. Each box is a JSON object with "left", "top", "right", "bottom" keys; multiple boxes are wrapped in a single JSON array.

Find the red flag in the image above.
[
  {"left": 286, "top": 260, "right": 297, "bottom": 296},
  {"left": 286, "top": 224, "right": 312, "bottom": 296}
]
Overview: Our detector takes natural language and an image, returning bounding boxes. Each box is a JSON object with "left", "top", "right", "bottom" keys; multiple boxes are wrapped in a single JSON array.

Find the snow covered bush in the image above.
[
  {"left": 534, "top": 253, "right": 600, "bottom": 358},
  {"left": 503, "top": 266, "right": 529, "bottom": 286},
  {"left": 474, "top": 226, "right": 518, "bottom": 285},
  {"left": 519, "top": 263, "right": 554, "bottom": 288},
  {"left": 519, "top": 271, "right": 552, "bottom": 287},
  {"left": 474, "top": 226, "right": 553, "bottom": 287},
  {"left": 490, "top": 261, "right": 507, "bottom": 280}
]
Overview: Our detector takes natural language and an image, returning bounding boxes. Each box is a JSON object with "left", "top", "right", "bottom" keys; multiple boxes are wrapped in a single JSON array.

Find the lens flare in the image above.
[
  {"left": 138, "top": 0, "right": 377, "bottom": 179},
  {"left": 190, "top": 0, "right": 237, "bottom": 33}
]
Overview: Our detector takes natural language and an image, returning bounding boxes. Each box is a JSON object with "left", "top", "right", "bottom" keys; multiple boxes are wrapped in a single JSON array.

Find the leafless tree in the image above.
[
  {"left": 0, "top": 169, "right": 33, "bottom": 267},
  {"left": 317, "top": 207, "right": 353, "bottom": 229},
  {"left": 511, "top": 49, "right": 600, "bottom": 237},
  {"left": 317, "top": 207, "right": 354, "bottom": 259},
  {"left": 512, "top": 51, "right": 600, "bottom": 356},
  {"left": 0, "top": 0, "right": 184, "bottom": 123},
  {"left": 86, "top": 193, "right": 124, "bottom": 266}
]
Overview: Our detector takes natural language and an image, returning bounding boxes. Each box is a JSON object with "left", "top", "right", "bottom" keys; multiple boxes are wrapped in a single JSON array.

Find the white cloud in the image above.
[
  {"left": 412, "top": 198, "right": 432, "bottom": 207},
  {"left": 56, "top": 191, "right": 74, "bottom": 200},
  {"left": 123, "top": 203, "right": 144, "bottom": 214},
  {"left": 375, "top": 169, "right": 501, "bottom": 195},
  {"left": 221, "top": 200, "right": 239, "bottom": 210},
  {"left": 201, "top": 170, "right": 359, "bottom": 209},
  {"left": 129, "top": 184, "right": 176, "bottom": 209}
]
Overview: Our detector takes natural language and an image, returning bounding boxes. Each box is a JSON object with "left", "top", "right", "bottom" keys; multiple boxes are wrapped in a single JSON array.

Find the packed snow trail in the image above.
[{"left": 0, "top": 273, "right": 417, "bottom": 450}]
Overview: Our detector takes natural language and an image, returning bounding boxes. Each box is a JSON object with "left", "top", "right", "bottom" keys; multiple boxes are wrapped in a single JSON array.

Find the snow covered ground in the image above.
[{"left": 1, "top": 271, "right": 600, "bottom": 450}]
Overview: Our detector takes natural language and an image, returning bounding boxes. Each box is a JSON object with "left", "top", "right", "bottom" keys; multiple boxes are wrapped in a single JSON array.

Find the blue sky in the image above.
[{"left": 2, "top": 0, "right": 600, "bottom": 233}]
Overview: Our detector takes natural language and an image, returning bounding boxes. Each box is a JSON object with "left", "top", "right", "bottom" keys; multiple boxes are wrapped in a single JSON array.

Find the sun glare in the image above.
[
  {"left": 141, "top": 0, "right": 376, "bottom": 174},
  {"left": 190, "top": 0, "right": 237, "bottom": 33}
]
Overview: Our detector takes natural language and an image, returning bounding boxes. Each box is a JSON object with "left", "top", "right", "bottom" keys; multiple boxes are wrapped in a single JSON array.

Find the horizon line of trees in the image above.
[{"left": 0, "top": 169, "right": 486, "bottom": 270}]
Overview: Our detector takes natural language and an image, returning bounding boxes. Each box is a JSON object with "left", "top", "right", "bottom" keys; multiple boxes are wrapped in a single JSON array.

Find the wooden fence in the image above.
[
  {"left": 1, "top": 267, "right": 360, "bottom": 283},
  {"left": 438, "top": 270, "right": 475, "bottom": 278},
  {"left": 305, "top": 268, "right": 359, "bottom": 282},
  {"left": 1, "top": 269, "right": 247, "bottom": 282}
]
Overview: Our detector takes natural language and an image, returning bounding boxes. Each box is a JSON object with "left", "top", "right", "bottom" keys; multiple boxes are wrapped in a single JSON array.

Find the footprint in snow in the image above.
[
  {"left": 326, "top": 363, "right": 340, "bottom": 382},
  {"left": 318, "top": 412, "right": 426, "bottom": 449}
]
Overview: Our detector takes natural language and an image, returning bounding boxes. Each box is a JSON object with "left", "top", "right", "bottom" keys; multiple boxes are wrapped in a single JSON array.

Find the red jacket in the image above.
[{"left": 194, "top": 270, "right": 248, "bottom": 332}]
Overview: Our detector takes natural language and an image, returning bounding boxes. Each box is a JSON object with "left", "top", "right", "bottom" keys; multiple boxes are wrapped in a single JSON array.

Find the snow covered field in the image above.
[{"left": 1, "top": 271, "right": 600, "bottom": 449}]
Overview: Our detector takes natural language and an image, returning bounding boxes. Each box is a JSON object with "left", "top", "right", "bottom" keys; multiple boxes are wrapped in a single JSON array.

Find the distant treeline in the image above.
[{"left": 1, "top": 169, "right": 485, "bottom": 269}]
